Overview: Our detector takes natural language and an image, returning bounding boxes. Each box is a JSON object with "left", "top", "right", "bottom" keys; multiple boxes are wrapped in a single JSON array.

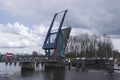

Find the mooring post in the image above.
[
  {"left": 81, "top": 58, "right": 85, "bottom": 71},
  {"left": 19, "top": 62, "right": 22, "bottom": 66},
  {"left": 41, "top": 62, "right": 44, "bottom": 67},
  {"left": 76, "top": 58, "right": 80, "bottom": 70},
  {"left": 68, "top": 59, "right": 71, "bottom": 70},
  {"left": 9, "top": 62, "right": 12, "bottom": 66},
  {"left": 5, "top": 62, "right": 8, "bottom": 66},
  {"left": 14, "top": 62, "right": 17, "bottom": 66},
  {"left": 36, "top": 62, "right": 39, "bottom": 67}
]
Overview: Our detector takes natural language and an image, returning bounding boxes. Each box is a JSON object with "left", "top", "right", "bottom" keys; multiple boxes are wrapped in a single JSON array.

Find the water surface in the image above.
[{"left": 0, "top": 63, "right": 120, "bottom": 80}]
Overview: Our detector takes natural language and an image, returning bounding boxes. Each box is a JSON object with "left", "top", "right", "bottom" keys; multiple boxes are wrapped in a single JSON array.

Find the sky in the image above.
[{"left": 0, "top": 0, "right": 120, "bottom": 54}]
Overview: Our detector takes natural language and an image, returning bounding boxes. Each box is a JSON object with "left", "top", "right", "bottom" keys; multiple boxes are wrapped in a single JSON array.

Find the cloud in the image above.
[
  {"left": 0, "top": 0, "right": 120, "bottom": 35},
  {"left": 0, "top": 0, "right": 120, "bottom": 53},
  {"left": 111, "top": 38, "right": 120, "bottom": 52},
  {"left": 0, "top": 22, "right": 119, "bottom": 54},
  {"left": 0, "top": 22, "right": 47, "bottom": 54},
  {"left": 71, "top": 27, "right": 98, "bottom": 36}
]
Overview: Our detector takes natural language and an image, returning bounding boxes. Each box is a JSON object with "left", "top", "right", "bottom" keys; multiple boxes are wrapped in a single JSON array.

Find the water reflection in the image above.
[
  {"left": 0, "top": 63, "right": 120, "bottom": 80},
  {"left": 21, "top": 68, "right": 65, "bottom": 80},
  {"left": 44, "top": 69, "right": 65, "bottom": 80},
  {"left": 21, "top": 69, "right": 35, "bottom": 77}
]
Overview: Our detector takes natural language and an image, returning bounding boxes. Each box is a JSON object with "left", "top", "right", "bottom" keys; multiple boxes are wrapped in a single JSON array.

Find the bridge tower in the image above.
[{"left": 42, "top": 10, "right": 71, "bottom": 68}]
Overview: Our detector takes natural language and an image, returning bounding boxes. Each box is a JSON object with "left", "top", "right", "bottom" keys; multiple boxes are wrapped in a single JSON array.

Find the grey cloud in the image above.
[{"left": 0, "top": 0, "right": 120, "bottom": 35}]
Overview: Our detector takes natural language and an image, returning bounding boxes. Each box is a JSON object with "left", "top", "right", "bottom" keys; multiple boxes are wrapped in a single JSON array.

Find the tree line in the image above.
[{"left": 65, "top": 33, "right": 113, "bottom": 58}]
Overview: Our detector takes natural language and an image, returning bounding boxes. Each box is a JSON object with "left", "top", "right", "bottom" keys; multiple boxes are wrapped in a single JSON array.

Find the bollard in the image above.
[
  {"left": 68, "top": 59, "right": 71, "bottom": 70},
  {"left": 5, "top": 62, "right": 8, "bottom": 66},
  {"left": 81, "top": 58, "right": 85, "bottom": 71},
  {"left": 68, "top": 62, "right": 71, "bottom": 70},
  {"left": 36, "top": 62, "right": 39, "bottom": 67},
  {"left": 76, "top": 60, "right": 80, "bottom": 70},
  {"left": 19, "top": 62, "right": 22, "bottom": 66},
  {"left": 14, "top": 62, "right": 17, "bottom": 66},
  {"left": 9, "top": 62, "right": 12, "bottom": 66},
  {"left": 41, "top": 62, "right": 44, "bottom": 67}
]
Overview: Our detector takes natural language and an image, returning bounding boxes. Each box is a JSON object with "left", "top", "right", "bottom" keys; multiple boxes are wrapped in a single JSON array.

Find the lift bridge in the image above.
[
  {"left": 0, "top": 10, "right": 71, "bottom": 70},
  {"left": 42, "top": 10, "right": 114, "bottom": 72},
  {"left": 0, "top": 10, "right": 115, "bottom": 73},
  {"left": 42, "top": 10, "right": 71, "bottom": 68}
]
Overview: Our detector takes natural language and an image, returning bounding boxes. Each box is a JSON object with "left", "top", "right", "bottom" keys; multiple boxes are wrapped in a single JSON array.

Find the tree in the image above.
[{"left": 65, "top": 33, "right": 113, "bottom": 58}]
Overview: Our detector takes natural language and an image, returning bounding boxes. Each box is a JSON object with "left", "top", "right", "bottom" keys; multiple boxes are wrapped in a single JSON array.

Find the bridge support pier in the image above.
[
  {"left": 81, "top": 58, "right": 86, "bottom": 71},
  {"left": 105, "top": 58, "right": 114, "bottom": 73},
  {"left": 5, "top": 62, "right": 8, "bottom": 65},
  {"left": 21, "top": 62, "right": 35, "bottom": 70},
  {"left": 68, "top": 62, "right": 71, "bottom": 70}
]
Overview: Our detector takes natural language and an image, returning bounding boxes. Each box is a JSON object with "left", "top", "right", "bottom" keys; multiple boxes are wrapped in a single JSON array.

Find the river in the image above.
[{"left": 0, "top": 63, "right": 120, "bottom": 80}]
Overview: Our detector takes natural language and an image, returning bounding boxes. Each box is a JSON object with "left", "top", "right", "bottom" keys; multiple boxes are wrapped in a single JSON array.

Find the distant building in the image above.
[{"left": 6, "top": 53, "right": 13, "bottom": 59}]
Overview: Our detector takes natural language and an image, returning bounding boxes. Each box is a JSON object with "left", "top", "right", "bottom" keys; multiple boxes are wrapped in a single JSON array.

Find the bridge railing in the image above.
[{"left": 0, "top": 56, "right": 48, "bottom": 62}]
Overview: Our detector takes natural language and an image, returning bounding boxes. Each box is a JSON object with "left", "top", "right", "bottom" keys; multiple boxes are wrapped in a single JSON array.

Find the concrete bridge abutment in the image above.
[{"left": 21, "top": 62, "right": 36, "bottom": 70}]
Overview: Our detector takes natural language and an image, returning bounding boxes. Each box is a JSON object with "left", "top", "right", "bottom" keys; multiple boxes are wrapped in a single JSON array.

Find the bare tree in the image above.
[{"left": 65, "top": 33, "right": 113, "bottom": 59}]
